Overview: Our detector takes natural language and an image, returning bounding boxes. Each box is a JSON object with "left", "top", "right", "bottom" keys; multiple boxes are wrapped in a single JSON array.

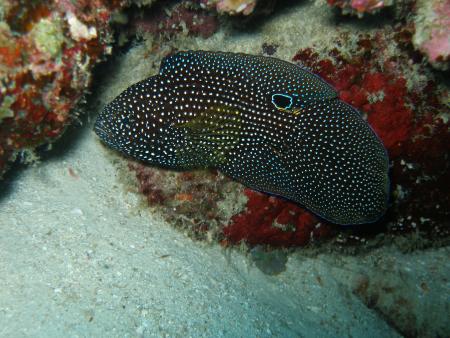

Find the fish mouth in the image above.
[
  {"left": 94, "top": 120, "right": 107, "bottom": 135},
  {"left": 94, "top": 117, "right": 116, "bottom": 147},
  {"left": 93, "top": 118, "right": 107, "bottom": 138}
]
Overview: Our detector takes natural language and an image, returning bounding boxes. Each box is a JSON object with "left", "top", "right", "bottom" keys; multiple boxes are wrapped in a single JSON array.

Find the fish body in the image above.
[{"left": 95, "top": 51, "right": 389, "bottom": 225}]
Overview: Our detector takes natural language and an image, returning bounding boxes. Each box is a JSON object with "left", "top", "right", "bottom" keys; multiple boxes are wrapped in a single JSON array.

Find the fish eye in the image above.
[{"left": 271, "top": 93, "right": 293, "bottom": 110}]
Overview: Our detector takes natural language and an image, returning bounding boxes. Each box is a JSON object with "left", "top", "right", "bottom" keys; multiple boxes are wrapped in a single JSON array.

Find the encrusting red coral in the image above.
[{"left": 223, "top": 189, "right": 334, "bottom": 247}]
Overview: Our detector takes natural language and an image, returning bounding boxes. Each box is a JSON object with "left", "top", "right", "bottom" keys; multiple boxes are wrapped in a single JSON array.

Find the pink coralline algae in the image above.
[
  {"left": 201, "top": 0, "right": 258, "bottom": 15},
  {"left": 199, "top": 0, "right": 276, "bottom": 16},
  {"left": 413, "top": 0, "right": 450, "bottom": 70},
  {"left": 0, "top": 0, "right": 125, "bottom": 177},
  {"left": 328, "top": 0, "right": 449, "bottom": 70},
  {"left": 216, "top": 0, "right": 256, "bottom": 15},
  {"left": 327, "top": 0, "right": 392, "bottom": 16}
]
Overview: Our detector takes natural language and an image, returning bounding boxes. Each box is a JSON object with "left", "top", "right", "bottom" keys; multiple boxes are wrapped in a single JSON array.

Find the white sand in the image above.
[{"left": 0, "top": 124, "right": 403, "bottom": 337}]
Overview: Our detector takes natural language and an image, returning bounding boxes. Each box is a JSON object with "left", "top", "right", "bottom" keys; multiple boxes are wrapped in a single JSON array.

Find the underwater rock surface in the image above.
[{"left": 413, "top": 0, "right": 450, "bottom": 70}]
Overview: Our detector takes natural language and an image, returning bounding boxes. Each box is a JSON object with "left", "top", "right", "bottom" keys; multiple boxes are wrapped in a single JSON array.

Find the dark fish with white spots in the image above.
[{"left": 95, "top": 50, "right": 389, "bottom": 225}]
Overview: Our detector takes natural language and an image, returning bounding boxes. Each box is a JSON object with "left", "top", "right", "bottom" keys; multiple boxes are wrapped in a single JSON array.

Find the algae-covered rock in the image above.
[{"left": 0, "top": 1, "right": 124, "bottom": 177}]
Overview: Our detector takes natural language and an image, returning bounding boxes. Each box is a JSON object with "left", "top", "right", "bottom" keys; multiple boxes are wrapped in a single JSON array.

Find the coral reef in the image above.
[
  {"left": 0, "top": 0, "right": 126, "bottom": 177},
  {"left": 413, "top": 0, "right": 450, "bottom": 70},
  {"left": 130, "top": 0, "right": 159, "bottom": 7},
  {"left": 293, "top": 27, "right": 450, "bottom": 242},
  {"left": 327, "top": 0, "right": 450, "bottom": 70},
  {"left": 4, "top": 0, "right": 445, "bottom": 249},
  {"left": 129, "top": 24, "right": 449, "bottom": 249}
]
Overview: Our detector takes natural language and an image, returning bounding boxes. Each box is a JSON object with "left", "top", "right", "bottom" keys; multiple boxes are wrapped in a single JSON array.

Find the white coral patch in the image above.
[{"left": 66, "top": 12, "right": 97, "bottom": 41}]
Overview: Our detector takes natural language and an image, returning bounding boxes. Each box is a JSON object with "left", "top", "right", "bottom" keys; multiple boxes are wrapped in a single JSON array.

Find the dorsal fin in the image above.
[{"left": 160, "top": 51, "right": 338, "bottom": 104}]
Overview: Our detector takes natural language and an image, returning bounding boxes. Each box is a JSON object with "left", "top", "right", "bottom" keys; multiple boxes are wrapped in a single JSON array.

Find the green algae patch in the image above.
[
  {"left": 30, "top": 17, "right": 64, "bottom": 57},
  {"left": 0, "top": 95, "right": 15, "bottom": 122}
]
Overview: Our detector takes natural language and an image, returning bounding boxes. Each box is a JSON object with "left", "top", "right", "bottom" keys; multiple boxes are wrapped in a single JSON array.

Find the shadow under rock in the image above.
[
  {"left": 0, "top": 92, "right": 103, "bottom": 204},
  {"left": 327, "top": 5, "right": 395, "bottom": 30},
  {"left": 0, "top": 117, "right": 91, "bottom": 204},
  {"left": 231, "top": 0, "right": 394, "bottom": 47}
]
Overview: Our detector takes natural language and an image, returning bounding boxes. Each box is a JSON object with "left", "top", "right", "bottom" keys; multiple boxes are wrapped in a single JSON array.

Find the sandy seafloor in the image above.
[{"left": 0, "top": 1, "right": 449, "bottom": 337}]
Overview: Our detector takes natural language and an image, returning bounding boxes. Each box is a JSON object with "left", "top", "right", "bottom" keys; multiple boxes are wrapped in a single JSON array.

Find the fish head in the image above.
[
  {"left": 94, "top": 100, "right": 134, "bottom": 153},
  {"left": 94, "top": 76, "right": 187, "bottom": 168}
]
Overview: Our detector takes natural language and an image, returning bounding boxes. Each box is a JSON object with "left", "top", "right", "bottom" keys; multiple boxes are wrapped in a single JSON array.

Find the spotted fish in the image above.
[{"left": 95, "top": 50, "right": 389, "bottom": 225}]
